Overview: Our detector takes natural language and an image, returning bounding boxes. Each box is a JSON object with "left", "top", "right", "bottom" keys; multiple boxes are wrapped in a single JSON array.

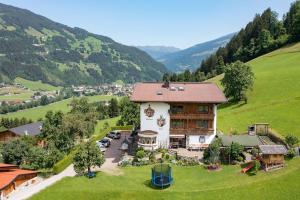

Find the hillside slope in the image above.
[
  {"left": 159, "top": 33, "right": 234, "bottom": 72},
  {"left": 210, "top": 42, "right": 300, "bottom": 137},
  {"left": 0, "top": 3, "right": 168, "bottom": 85}
]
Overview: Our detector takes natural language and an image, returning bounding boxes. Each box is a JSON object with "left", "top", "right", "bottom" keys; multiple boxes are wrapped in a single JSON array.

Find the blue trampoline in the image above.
[{"left": 151, "top": 163, "right": 173, "bottom": 188}]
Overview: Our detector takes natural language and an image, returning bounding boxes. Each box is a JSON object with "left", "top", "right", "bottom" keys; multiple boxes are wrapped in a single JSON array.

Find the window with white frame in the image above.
[{"left": 199, "top": 136, "right": 205, "bottom": 143}]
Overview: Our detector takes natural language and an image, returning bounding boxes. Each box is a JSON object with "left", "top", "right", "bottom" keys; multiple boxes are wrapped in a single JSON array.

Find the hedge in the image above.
[
  {"left": 52, "top": 147, "right": 78, "bottom": 174},
  {"left": 111, "top": 125, "right": 133, "bottom": 131}
]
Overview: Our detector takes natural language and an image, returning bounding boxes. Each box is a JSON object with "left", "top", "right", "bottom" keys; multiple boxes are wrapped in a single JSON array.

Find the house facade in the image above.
[{"left": 130, "top": 82, "right": 227, "bottom": 150}]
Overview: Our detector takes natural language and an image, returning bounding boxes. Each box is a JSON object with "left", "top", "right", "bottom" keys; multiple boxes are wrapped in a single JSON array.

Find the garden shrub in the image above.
[
  {"left": 285, "top": 134, "right": 299, "bottom": 147},
  {"left": 251, "top": 148, "right": 259, "bottom": 157},
  {"left": 224, "top": 142, "right": 244, "bottom": 164},
  {"left": 136, "top": 149, "right": 145, "bottom": 159},
  {"left": 286, "top": 148, "right": 296, "bottom": 159},
  {"left": 149, "top": 152, "right": 156, "bottom": 163}
]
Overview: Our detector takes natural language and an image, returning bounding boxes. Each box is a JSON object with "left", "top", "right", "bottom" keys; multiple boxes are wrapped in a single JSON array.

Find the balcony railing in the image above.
[
  {"left": 170, "top": 128, "right": 214, "bottom": 135},
  {"left": 169, "top": 112, "right": 214, "bottom": 120}
]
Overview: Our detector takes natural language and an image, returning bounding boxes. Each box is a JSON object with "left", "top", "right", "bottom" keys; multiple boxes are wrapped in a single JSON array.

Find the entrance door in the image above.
[
  {"left": 170, "top": 137, "right": 186, "bottom": 148},
  {"left": 178, "top": 138, "right": 186, "bottom": 148}
]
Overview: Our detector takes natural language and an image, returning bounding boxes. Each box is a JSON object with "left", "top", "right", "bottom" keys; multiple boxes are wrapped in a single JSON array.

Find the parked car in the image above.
[
  {"left": 106, "top": 131, "right": 121, "bottom": 139},
  {"left": 96, "top": 143, "right": 107, "bottom": 152},
  {"left": 96, "top": 137, "right": 111, "bottom": 148}
]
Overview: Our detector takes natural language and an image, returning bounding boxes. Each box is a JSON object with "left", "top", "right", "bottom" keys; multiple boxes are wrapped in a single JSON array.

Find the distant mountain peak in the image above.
[
  {"left": 136, "top": 45, "right": 180, "bottom": 59},
  {"left": 158, "top": 33, "right": 235, "bottom": 72}
]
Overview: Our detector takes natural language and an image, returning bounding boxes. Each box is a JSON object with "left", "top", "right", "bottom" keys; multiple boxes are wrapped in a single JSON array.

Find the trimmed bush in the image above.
[
  {"left": 111, "top": 125, "right": 133, "bottom": 131},
  {"left": 52, "top": 148, "right": 77, "bottom": 174}
]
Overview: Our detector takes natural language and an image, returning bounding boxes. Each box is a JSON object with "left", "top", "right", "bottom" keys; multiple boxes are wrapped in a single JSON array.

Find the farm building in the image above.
[
  {"left": 0, "top": 122, "right": 43, "bottom": 142},
  {"left": 258, "top": 145, "right": 288, "bottom": 171}
]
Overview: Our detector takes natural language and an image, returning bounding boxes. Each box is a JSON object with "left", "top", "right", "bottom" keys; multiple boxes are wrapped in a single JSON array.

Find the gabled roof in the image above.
[
  {"left": 130, "top": 82, "right": 227, "bottom": 103},
  {"left": 219, "top": 135, "right": 261, "bottom": 147},
  {"left": 0, "top": 166, "right": 37, "bottom": 190},
  {"left": 0, "top": 163, "right": 17, "bottom": 170},
  {"left": 259, "top": 145, "right": 288, "bottom": 155},
  {"left": 9, "top": 122, "right": 43, "bottom": 136}
]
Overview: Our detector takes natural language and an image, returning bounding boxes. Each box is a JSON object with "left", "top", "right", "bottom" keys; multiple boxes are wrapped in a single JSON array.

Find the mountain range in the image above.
[
  {"left": 136, "top": 46, "right": 180, "bottom": 59},
  {"left": 0, "top": 3, "right": 168, "bottom": 85},
  {"left": 157, "top": 33, "right": 235, "bottom": 72}
]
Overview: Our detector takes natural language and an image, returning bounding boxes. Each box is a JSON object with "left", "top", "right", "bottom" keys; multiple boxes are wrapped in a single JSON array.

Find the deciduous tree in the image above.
[
  {"left": 73, "top": 140, "right": 104, "bottom": 175},
  {"left": 221, "top": 61, "right": 254, "bottom": 102}
]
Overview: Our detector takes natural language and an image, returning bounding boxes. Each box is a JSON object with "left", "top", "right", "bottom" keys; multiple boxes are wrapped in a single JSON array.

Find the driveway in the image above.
[
  {"left": 96, "top": 133, "right": 127, "bottom": 175},
  {"left": 8, "top": 134, "right": 126, "bottom": 199}
]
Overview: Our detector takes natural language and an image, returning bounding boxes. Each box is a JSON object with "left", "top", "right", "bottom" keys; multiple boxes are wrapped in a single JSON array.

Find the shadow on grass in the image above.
[
  {"left": 143, "top": 180, "right": 171, "bottom": 190},
  {"left": 218, "top": 101, "right": 247, "bottom": 110}
]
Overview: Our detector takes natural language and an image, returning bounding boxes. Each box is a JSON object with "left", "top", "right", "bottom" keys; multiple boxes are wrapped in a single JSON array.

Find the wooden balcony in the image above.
[
  {"left": 169, "top": 113, "right": 214, "bottom": 120},
  {"left": 170, "top": 128, "right": 214, "bottom": 135}
]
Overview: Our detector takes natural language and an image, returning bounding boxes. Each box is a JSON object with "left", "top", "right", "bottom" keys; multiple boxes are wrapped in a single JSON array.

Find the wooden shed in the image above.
[
  {"left": 0, "top": 164, "right": 37, "bottom": 198},
  {"left": 258, "top": 145, "right": 288, "bottom": 171}
]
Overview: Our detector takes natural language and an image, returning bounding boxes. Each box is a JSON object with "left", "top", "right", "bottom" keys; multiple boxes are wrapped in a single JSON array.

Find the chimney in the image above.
[{"left": 162, "top": 80, "right": 170, "bottom": 88}]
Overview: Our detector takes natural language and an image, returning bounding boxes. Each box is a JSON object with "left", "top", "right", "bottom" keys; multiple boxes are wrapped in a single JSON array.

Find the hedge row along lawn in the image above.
[
  {"left": 210, "top": 42, "right": 300, "bottom": 137},
  {"left": 31, "top": 158, "right": 300, "bottom": 200},
  {"left": 0, "top": 95, "right": 114, "bottom": 121}
]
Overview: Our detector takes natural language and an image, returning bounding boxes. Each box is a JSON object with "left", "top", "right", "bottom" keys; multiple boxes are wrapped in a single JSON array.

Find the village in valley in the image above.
[{"left": 0, "top": 1, "right": 300, "bottom": 200}]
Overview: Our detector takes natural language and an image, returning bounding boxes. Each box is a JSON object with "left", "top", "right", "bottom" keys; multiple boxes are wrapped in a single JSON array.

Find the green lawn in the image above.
[
  {"left": 31, "top": 158, "right": 300, "bottom": 200},
  {"left": 94, "top": 116, "right": 121, "bottom": 135},
  {"left": 0, "top": 95, "right": 114, "bottom": 121},
  {"left": 15, "top": 77, "right": 61, "bottom": 91},
  {"left": 211, "top": 42, "right": 300, "bottom": 137},
  {"left": 0, "top": 91, "right": 33, "bottom": 101}
]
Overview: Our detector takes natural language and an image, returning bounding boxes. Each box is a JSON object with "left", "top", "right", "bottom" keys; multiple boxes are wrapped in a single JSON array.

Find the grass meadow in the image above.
[
  {"left": 211, "top": 42, "right": 300, "bottom": 137},
  {"left": 0, "top": 95, "right": 114, "bottom": 121}
]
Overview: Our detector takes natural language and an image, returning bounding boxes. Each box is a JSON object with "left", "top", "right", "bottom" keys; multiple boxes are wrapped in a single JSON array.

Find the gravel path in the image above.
[{"left": 8, "top": 165, "right": 76, "bottom": 200}]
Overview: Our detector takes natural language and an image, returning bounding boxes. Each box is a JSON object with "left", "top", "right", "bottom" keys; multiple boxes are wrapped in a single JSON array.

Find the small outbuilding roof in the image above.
[
  {"left": 9, "top": 122, "right": 43, "bottom": 136},
  {"left": 219, "top": 135, "right": 261, "bottom": 147},
  {"left": 259, "top": 145, "right": 288, "bottom": 155},
  {"left": 0, "top": 166, "right": 37, "bottom": 190},
  {"left": 130, "top": 82, "right": 227, "bottom": 103}
]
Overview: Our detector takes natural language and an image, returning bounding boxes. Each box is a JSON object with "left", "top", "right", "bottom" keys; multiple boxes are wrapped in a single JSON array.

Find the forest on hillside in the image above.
[
  {"left": 0, "top": 3, "right": 167, "bottom": 85},
  {"left": 163, "top": 1, "right": 300, "bottom": 82}
]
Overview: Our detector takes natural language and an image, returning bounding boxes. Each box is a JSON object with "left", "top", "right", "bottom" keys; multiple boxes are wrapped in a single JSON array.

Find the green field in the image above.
[
  {"left": 15, "top": 77, "right": 61, "bottom": 91},
  {"left": 31, "top": 158, "right": 300, "bottom": 200},
  {"left": 94, "top": 116, "right": 121, "bottom": 135},
  {"left": 0, "top": 91, "right": 33, "bottom": 101},
  {"left": 0, "top": 95, "right": 114, "bottom": 121},
  {"left": 212, "top": 42, "right": 300, "bottom": 137}
]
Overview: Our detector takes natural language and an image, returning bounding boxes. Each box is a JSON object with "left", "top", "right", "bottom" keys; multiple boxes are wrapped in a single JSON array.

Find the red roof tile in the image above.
[
  {"left": 0, "top": 166, "right": 37, "bottom": 190},
  {"left": 0, "top": 163, "right": 17, "bottom": 168},
  {"left": 130, "top": 82, "right": 227, "bottom": 103}
]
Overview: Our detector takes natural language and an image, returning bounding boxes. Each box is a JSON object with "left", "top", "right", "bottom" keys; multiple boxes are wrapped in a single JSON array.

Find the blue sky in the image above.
[{"left": 0, "top": 0, "right": 295, "bottom": 49}]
